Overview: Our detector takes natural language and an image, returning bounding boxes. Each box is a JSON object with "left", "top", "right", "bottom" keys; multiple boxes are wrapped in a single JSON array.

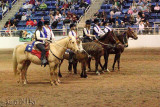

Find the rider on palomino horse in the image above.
[
  {"left": 35, "top": 21, "right": 54, "bottom": 67},
  {"left": 83, "top": 20, "right": 96, "bottom": 43},
  {"left": 93, "top": 18, "right": 105, "bottom": 39}
]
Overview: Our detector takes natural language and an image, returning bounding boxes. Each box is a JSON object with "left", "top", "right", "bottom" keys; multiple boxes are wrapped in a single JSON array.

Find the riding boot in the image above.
[{"left": 41, "top": 56, "right": 47, "bottom": 67}]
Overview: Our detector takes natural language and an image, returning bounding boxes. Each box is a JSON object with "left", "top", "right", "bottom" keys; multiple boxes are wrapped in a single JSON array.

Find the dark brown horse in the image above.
[
  {"left": 103, "top": 27, "right": 138, "bottom": 71},
  {"left": 58, "top": 31, "right": 117, "bottom": 78}
]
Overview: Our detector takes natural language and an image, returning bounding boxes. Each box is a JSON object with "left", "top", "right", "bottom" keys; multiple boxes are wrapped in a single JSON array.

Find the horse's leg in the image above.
[
  {"left": 87, "top": 58, "right": 91, "bottom": 72},
  {"left": 50, "top": 63, "right": 59, "bottom": 86},
  {"left": 80, "top": 61, "right": 84, "bottom": 78},
  {"left": 117, "top": 54, "right": 121, "bottom": 71},
  {"left": 98, "top": 57, "right": 104, "bottom": 73},
  {"left": 83, "top": 61, "right": 87, "bottom": 78},
  {"left": 95, "top": 58, "right": 100, "bottom": 75},
  {"left": 68, "top": 62, "right": 73, "bottom": 73},
  {"left": 112, "top": 53, "right": 120, "bottom": 71},
  {"left": 23, "top": 61, "right": 31, "bottom": 84},
  {"left": 58, "top": 59, "right": 64, "bottom": 78},
  {"left": 104, "top": 52, "right": 110, "bottom": 72},
  {"left": 73, "top": 60, "right": 78, "bottom": 74},
  {"left": 17, "top": 62, "right": 25, "bottom": 84}
]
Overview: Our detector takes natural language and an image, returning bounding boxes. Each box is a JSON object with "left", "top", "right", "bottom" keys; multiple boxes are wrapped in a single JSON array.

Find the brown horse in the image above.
[
  {"left": 58, "top": 31, "right": 117, "bottom": 78},
  {"left": 103, "top": 27, "right": 138, "bottom": 71}
]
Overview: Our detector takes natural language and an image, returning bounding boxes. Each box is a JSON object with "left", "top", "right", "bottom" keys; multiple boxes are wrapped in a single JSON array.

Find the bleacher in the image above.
[
  {"left": 2, "top": 0, "right": 89, "bottom": 30},
  {"left": 94, "top": 0, "right": 160, "bottom": 29}
]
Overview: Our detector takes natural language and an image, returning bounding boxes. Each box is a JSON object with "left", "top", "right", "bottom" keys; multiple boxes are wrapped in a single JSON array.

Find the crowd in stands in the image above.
[
  {"left": 3, "top": 0, "right": 91, "bottom": 33},
  {"left": 91, "top": 0, "right": 160, "bottom": 34}
]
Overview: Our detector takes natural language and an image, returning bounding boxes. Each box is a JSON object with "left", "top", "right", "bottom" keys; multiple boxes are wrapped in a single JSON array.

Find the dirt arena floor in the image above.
[{"left": 0, "top": 48, "right": 160, "bottom": 107}]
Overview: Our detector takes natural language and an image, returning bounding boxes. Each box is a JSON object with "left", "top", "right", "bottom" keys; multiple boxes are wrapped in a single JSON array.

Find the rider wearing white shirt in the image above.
[
  {"left": 43, "top": 21, "right": 55, "bottom": 42},
  {"left": 35, "top": 21, "right": 48, "bottom": 66},
  {"left": 68, "top": 23, "right": 77, "bottom": 38},
  {"left": 93, "top": 19, "right": 105, "bottom": 39},
  {"left": 103, "top": 21, "right": 112, "bottom": 33}
]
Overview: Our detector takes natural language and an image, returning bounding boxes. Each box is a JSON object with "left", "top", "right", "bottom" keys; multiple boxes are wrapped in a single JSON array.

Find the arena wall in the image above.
[{"left": 0, "top": 35, "right": 160, "bottom": 49}]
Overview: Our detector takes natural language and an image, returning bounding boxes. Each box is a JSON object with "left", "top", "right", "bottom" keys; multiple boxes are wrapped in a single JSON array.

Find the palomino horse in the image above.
[
  {"left": 58, "top": 31, "right": 117, "bottom": 78},
  {"left": 104, "top": 27, "right": 138, "bottom": 71},
  {"left": 13, "top": 36, "right": 82, "bottom": 85}
]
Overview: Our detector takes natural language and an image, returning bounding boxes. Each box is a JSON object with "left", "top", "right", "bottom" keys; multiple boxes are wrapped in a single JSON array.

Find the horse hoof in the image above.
[
  {"left": 58, "top": 79, "right": 61, "bottom": 83},
  {"left": 50, "top": 81, "right": 54, "bottom": 86},
  {"left": 58, "top": 74, "right": 62, "bottom": 78},
  {"left": 24, "top": 81, "right": 27, "bottom": 85},
  {"left": 107, "top": 69, "right": 110, "bottom": 72},
  {"left": 54, "top": 81, "right": 59, "bottom": 86},
  {"left": 84, "top": 75, "right": 88, "bottom": 78},
  {"left": 96, "top": 71, "right": 100, "bottom": 75}
]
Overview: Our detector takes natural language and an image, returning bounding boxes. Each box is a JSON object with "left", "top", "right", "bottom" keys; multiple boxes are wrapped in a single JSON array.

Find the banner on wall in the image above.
[{"left": 19, "top": 30, "right": 35, "bottom": 42}]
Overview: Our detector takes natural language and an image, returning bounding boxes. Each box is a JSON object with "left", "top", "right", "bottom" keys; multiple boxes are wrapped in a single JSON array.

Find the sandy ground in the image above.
[{"left": 0, "top": 48, "right": 160, "bottom": 107}]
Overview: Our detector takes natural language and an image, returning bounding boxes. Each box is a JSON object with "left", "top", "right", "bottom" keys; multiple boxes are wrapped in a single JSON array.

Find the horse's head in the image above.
[
  {"left": 127, "top": 27, "right": 138, "bottom": 40},
  {"left": 76, "top": 36, "right": 84, "bottom": 52},
  {"left": 67, "top": 36, "right": 82, "bottom": 53}
]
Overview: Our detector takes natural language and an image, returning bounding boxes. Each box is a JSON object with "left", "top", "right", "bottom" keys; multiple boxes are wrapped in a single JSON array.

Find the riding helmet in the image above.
[
  {"left": 70, "top": 23, "right": 76, "bottom": 28},
  {"left": 37, "top": 21, "right": 43, "bottom": 27},
  {"left": 44, "top": 20, "right": 50, "bottom": 25},
  {"left": 94, "top": 18, "right": 99, "bottom": 24},
  {"left": 85, "top": 20, "right": 91, "bottom": 25}
]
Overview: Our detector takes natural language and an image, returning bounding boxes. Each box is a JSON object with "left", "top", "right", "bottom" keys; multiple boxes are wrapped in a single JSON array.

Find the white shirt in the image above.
[
  {"left": 21, "top": 15, "right": 27, "bottom": 20},
  {"left": 43, "top": 26, "right": 55, "bottom": 41},
  {"left": 55, "top": 14, "right": 62, "bottom": 20},
  {"left": 139, "top": 23, "right": 144, "bottom": 30},
  {"left": 84, "top": 28, "right": 91, "bottom": 35},
  {"left": 94, "top": 24, "right": 105, "bottom": 37},
  {"left": 35, "top": 30, "right": 46, "bottom": 44},
  {"left": 104, "top": 26, "right": 112, "bottom": 33},
  {"left": 69, "top": 30, "right": 77, "bottom": 38}
]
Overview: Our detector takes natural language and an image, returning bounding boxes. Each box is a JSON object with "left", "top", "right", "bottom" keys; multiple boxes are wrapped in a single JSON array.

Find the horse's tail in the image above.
[{"left": 13, "top": 45, "right": 19, "bottom": 75}]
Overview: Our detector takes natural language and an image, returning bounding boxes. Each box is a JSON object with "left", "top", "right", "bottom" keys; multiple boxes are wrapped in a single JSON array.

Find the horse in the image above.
[
  {"left": 103, "top": 27, "right": 138, "bottom": 71},
  {"left": 13, "top": 36, "right": 83, "bottom": 86},
  {"left": 58, "top": 31, "right": 117, "bottom": 78}
]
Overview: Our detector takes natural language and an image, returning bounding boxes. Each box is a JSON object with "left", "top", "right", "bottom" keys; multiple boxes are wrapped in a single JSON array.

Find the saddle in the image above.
[{"left": 25, "top": 41, "right": 50, "bottom": 60}]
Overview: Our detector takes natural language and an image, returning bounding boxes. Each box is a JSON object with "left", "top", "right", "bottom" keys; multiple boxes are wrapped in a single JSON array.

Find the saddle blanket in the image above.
[{"left": 25, "top": 41, "right": 49, "bottom": 59}]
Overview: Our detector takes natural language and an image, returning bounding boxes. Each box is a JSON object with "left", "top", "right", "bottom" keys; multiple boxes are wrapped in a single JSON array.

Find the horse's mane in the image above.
[
  {"left": 55, "top": 36, "right": 67, "bottom": 42},
  {"left": 98, "top": 31, "right": 110, "bottom": 40}
]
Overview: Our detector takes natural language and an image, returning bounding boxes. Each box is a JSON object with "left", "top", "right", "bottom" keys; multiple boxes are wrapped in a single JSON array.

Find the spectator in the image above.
[
  {"left": 39, "top": 2, "right": 47, "bottom": 10},
  {"left": 26, "top": 9, "right": 32, "bottom": 17},
  {"left": 55, "top": 4, "right": 60, "bottom": 12},
  {"left": 41, "top": 17, "right": 45, "bottom": 22},
  {"left": 11, "top": 24, "right": 17, "bottom": 36},
  {"left": 115, "top": 16, "right": 121, "bottom": 25},
  {"left": 139, "top": 21, "right": 144, "bottom": 34},
  {"left": 15, "top": 12, "right": 22, "bottom": 21},
  {"left": 50, "top": 14, "right": 55, "bottom": 26},
  {"left": 137, "top": 0, "right": 143, "bottom": 6},
  {"left": 29, "top": 0, "right": 35, "bottom": 5},
  {"left": 99, "top": 10, "right": 107, "bottom": 19},
  {"left": 110, "top": 10, "right": 115, "bottom": 16},
  {"left": 31, "top": 9, "right": 35, "bottom": 17},
  {"left": 132, "top": 9, "right": 138, "bottom": 17},
  {"left": 85, "top": 0, "right": 91, "bottom": 5},
  {"left": 119, "top": 21, "right": 126, "bottom": 27},
  {"left": 6, "top": 25, "right": 11, "bottom": 36},
  {"left": 115, "top": 10, "right": 121, "bottom": 15},
  {"left": 131, "top": 0, "right": 137, "bottom": 10},
  {"left": 141, "top": 13, "right": 147, "bottom": 22},
  {"left": 49, "top": 9, "right": 54, "bottom": 16},
  {"left": 12, "top": 19, "right": 18, "bottom": 27},
  {"left": 113, "top": 0, "right": 120, "bottom": 9},
  {"left": 4, "top": 19, "right": 12, "bottom": 28},
  {"left": 61, "top": 1, "right": 69, "bottom": 10},
  {"left": 57, "top": 0, "right": 63, "bottom": 6},
  {"left": 80, "top": 0, "right": 88, "bottom": 8},
  {"left": 119, "top": 0, "right": 126, "bottom": 10},
  {"left": 72, "top": 13, "right": 78, "bottom": 23},
  {"left": 61, "top": 11, "right": 67, "bottom": 21},
  {"left": 66, "top": 10, "right": 73, "bottom": 21},
  {"left": 113, "top": 21, "right": 119, "bottom": 28},
  {"left": 139, "top": 4, "right": 148, "bottom": 12},
  {"left": 108, "top": 15, "right": 115, "bottom": 25},
  {"left": 33, "top": 20, "right": 37, "bottom": 26},
  {"left": 26, "top": 18, "right": 34, "bottom": 27},
  {"left": 55, "top": 11, "right": 62, "bottom": 21},
  {"left": 21, "top": 13, "right": 27, "bottom": 21},
  {"left": 128, "top": 6, "right": 133, "bottom": 14},
  {"left": 144, "top": 20, "right": 151, "bottom": 34},
  {"left": 123, "top": 15, "right": 129, "bottom": 25},
  {"left": 154, "top": 3, "right": 160, "bottom": 13},
  {"left": 129, "top": 15, "right": 135, "bottom": 25},
  {"left": 147, "top": 3, "right": 152, "bottom": 13},
  {"left": 136, "top": 14, "right": 141, "bottom": 25},
  {"left": 22, "top": 2, "right": 33, "bottom": 9}
]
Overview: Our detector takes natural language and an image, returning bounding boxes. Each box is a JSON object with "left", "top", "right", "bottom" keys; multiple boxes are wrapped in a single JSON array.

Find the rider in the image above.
[
  {"left": 93, "top": 18, "right": 105, "bottom": 39},
  {"left": 83, "top": 20, "right": 95, "bottom": 42},
  {"left": 103, "top": 21, "right": 112, "bottom": 34},
  {"left": 68, "top": 23, "right": 77, "bottom": 38},
  {"left": 35, "top": 21, "right": 48, "bottom": 66},
  {"left": 43, "top": 20, "right": 55, "bottom": 42}
]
